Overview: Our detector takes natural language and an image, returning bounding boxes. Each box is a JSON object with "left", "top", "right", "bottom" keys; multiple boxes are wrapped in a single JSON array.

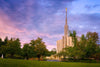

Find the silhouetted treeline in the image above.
[{"left": 0, "top": 37, "right": 55, "bottom": 60}]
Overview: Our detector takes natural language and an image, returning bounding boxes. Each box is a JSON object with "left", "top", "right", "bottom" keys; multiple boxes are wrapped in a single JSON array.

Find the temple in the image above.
[{"left": 56, "top": 8, "right": 73, "bottom": 53}]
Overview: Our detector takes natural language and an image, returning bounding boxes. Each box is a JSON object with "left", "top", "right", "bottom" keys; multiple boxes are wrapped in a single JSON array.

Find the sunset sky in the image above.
[{"left": 0, "top": 0, "right": 100, "bottom": 50}]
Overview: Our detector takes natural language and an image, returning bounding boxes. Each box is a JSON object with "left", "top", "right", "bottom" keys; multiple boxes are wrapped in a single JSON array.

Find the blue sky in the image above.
[{"left": 0, "top": 0, "right": 100, "bottom": 50}]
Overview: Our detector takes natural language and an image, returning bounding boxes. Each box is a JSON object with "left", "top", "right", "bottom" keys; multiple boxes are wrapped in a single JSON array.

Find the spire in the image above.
[
  {"left": 65, "top": 8, "right": 67, "bottom": 25},
  {"left": 64, "top": 8, "right": 68, "bottom": 36}
]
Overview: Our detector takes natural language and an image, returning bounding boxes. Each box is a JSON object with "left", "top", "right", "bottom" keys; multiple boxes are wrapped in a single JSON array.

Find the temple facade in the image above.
[{"left": 57, "top": 9, "right": 73, "bottom": 53}]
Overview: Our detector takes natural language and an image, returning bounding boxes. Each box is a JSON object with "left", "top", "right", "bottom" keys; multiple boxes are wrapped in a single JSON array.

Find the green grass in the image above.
[{"left": 0, "top": 58, "right": 100, "bottom": 67}]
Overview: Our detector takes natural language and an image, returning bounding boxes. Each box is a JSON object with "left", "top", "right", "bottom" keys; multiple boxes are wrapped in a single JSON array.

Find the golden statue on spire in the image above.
[{"left": 66, "top": 8, "right": 67, "bottom": 12}]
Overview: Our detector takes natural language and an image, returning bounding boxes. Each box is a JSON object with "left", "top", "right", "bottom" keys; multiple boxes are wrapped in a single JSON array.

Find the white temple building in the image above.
[{"left": 57, "top": 9, "right": 73, "bottom": 53}]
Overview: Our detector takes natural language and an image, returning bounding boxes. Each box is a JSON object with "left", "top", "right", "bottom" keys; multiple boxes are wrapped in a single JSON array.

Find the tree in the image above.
[
  {"left": 0, "top": 37, "right": 9, "bottom": 57},
  {"left": 34, "top": 37, "right": 48, "bottom": 60},
  {"left": 74, "top": 34, "right": 86, "bottom": 59},
  {"left": 4, "top": 36, "right": 8, "bottom": 45},
  {"left": 0, "top": 45, "right": 7, "bottom": 58},
  {"left": 70, "top": 31, "right": 78, "bottom": 47},
  {"left": 30, "top": 39, "right": 36, "bottom": 46},
  {"left": 0, "top": 38, "right": 3, "bottom": 47},
  {"left": 29, "top": 39, "right": 37, "bottom": 57},
  {"left": 79, "top": 34, "right": 86, "bottom": 49},
  {"left": 50, "top": 48, "right": 56, "bottom": 55},
  {"left": 0, "top": 38, "right": 3, "bottom": 56},
  {"left": 93, "top": 46, "right": 100, "bottom": 60},
  {"left": 85, "top": 32, "right": 99, "bottom": 58},
  {"left": 6, "top": 38, "right": 21, "bottom": 58},
  {"left": 86, "top": 32, "right": 99, "bottom": 43},
  {"left": 22, "top": 43, "right": 33, "bottom": 60},
  {"left": 85, "top": 39, "right": 97, "bottom": 58}
]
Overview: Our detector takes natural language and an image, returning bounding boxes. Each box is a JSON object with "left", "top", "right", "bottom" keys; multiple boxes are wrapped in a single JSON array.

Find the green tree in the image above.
[
  {"left": 6, "top": 38, "right": 21, "bottom": 58},
  {"left": 86, "top": 32, "right": 99, "bottom": 43},
  {"left": 0, "top": 37, "right": 9, "bottom": 57},
  {"left": 22, "top": 43, "right": 33, "bottom": 60},
  {"left": 0, "top": 38, "right": 3, "bottom": 56},
  {"left": 69, "top": 31, "right": 88, "bottom": 59},
  {"left": 85, "top": 32, "right": 99, "bottom": 58},
  {"left": 70, "top": 31, "right": 78, "bottom": 47},
  {"left": 50, "top": 48, "right": 56, "bottom": 55},
  {"left": 77, "top": 34, "right": 86, "bottom": 59},
  {"left": 93, "top": 46, "right": 100, "bottom": 60},
  {"left": 30, "top": 39, "right": 37, "bottom": 57},
  {"left": 0, "top": 38, "right": 3, "bottom": 47},
  {"left": 0, "top": 45, "right": 7, "bottom": 58},
  {"left": 85, "top": 39, "right": 97, "bottom": 58},
  {"left": 79, "top": 34, "right": 86, "bottom": 49},
  {"left": 4, "top": 36, "right": 8, "bottom": 45},
  {"left": 34, "top": 37, "right": 48, "bottom": 60},
  {"left": 30, "top": 39, "right": 36, "bottom": 46}
]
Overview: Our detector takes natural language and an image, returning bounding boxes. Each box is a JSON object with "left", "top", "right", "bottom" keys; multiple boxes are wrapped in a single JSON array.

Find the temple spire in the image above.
[
  {"left": 64, "top": 8, "right": 68, "bottom": 36},
  {"left": 65, "top": 8, "right": 67, "bottom": 25}
]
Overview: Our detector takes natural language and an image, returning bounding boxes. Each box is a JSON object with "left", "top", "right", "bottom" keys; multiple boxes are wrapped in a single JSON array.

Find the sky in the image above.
[{"left": 0, "top": 0, "right": 100, "bottom": 50}]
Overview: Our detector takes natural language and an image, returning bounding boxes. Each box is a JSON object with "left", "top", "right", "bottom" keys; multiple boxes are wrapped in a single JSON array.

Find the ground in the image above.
[{"left": 0, "top": 58, "right": 100, "bottom": 67}]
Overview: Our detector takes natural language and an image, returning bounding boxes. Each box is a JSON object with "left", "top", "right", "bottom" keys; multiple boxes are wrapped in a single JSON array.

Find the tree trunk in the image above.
[
  {"left": 37, "top": 55, "right": 41, "bottom": 61},
  {"left": 11, "top": 53, "right": 14, "bottom": 58}
]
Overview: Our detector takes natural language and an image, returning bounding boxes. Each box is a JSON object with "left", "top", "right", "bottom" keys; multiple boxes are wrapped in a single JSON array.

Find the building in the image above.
[{"left": 57, "top": 8, "right": 73, "bottom": 53}]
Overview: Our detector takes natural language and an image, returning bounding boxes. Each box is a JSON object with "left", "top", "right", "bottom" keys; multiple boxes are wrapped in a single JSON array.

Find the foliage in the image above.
[
  {"left": 0, "top": 37, "right": 9, "bottom": 57},
  {"left": 58, "top": 31, "right": 100, "bottom": 60},
  {"left": 0, "top": 36, "right": 49, "bottom": 60},
  {"left": 6, "top": 38, "right": 21, "bottom": 57},
  {"left": 86, "top": 32, "right": 99, "bottom": 43},
  {"left": 48, "top": 48, "right": 56, "bottom": 56},
  {"left": 34, "top": 37, "right": 48, "bottom": 60},
  {"left": 57, "top": 50, "right": 67, "bottom": 59},
  {"left": 22, "top": 37, "right": 49, "bottom": 60},
  {"left": 92, "top": 53, "right": 100, "bottom": 60},
  {"left": 70, "top": 31, "right": 78, "bottom": 46},
  {"left": 22, "top": 44, "right": 32, "bottom": 59}
]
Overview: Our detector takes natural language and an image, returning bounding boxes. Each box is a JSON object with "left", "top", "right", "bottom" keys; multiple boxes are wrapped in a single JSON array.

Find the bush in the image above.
[
  {"left": 93, "top": 53, "right": 100, "bottom": 60},
  {"left": 5, "top": 54, "right": 23, "bottom": 59}
]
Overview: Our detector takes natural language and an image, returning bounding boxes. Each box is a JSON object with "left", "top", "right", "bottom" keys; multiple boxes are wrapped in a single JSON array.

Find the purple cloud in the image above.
[{"left": 0, "top": 0, "right": 100, "bottom": 50}]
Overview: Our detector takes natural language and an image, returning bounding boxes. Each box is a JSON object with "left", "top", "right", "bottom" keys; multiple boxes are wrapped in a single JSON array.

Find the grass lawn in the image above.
[{"left": 0, "top": 58, "right": 100, "bottom": 67}]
